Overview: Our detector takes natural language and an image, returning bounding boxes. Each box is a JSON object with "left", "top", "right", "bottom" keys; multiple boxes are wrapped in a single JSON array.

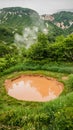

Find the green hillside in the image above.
[
  {"left": 0, "top": 26, "right": 14, "bottom": 43},
  {"left": 41, "top": 11, "right": 73, "bottom": 35},
  {"left": 0, "top": 7, "right": 41, "bottom": 43},
  {"left": 0, "top": 7, "right": 40, "bottom": 29},
  {"left": 45, "top": 20, "right": 65, "bottom": 36},
  {"left": 52, "top": 11, "right": 73, "bottom": 31},
  {"left": 53, "top": 11, "right": 73, "bottom": 25},
  {"left": 67, "top": 24, "right": 73, "bottom": 34}
]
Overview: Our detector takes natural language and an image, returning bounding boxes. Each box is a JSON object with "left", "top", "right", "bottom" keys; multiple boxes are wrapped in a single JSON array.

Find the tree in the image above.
[{"left": 27, "top": 33, "right": 49, "bottom": 60}]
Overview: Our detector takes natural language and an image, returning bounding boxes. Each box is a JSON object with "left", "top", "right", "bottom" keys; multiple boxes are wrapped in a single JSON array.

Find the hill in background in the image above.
[
  {"left": 0, "top": 7, "right": 73, "bottom": 43},
  {"left": 41, "top": 11, "right": 73, "bottom": 31},
  {"left": 0, "top": 7, "right": 40, "bottom": 29}
]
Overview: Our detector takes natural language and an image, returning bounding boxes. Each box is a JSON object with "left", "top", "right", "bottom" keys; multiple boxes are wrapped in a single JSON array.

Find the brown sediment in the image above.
[{"left": 5, "top": 75, "right": 64, "bottom": 102}]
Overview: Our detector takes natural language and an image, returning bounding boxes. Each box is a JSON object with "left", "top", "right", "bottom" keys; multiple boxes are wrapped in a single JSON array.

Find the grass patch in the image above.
[{"left": 0, "top": 61, "right": 73, "bottom": 76}]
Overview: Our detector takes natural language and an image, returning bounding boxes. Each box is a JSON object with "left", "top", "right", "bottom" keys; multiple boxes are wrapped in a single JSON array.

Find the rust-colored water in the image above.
[{"left": 5, "top": 75, "right": 64, "bottom": 102}]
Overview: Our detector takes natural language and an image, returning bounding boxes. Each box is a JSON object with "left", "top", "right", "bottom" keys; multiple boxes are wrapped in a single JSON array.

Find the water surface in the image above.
[{"left": 5, "top": 75, "right": 63, "bottom": 102}]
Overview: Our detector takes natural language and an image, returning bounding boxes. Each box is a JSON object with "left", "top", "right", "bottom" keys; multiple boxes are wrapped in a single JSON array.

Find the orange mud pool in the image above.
[{"left": 5, "top": 75, "right": 64, "bottom": 102}]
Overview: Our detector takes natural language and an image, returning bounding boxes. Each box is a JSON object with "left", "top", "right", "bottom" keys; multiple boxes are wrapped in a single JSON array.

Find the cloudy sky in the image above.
[{"left": 0, "top": 0, "right": 73, "bottom": 14}]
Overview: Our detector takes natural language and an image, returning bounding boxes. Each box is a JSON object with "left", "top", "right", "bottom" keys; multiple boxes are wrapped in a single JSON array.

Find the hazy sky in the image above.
[{"left": 0, "top": 0, "right": 73, "bottom": 14}]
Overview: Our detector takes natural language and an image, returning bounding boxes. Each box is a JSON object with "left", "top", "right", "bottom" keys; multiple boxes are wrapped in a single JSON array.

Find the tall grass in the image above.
[
  {"left": 0, "top": 91, "right": 73, "bottom": 130},
  {"left": 0, "top": 61, "right": 73, "bottom": 76}
]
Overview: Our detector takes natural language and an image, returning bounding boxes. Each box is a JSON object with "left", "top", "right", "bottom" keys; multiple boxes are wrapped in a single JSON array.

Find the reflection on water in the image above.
[{"left": 5, "top": 76, "right": 63, "bottom": 102}]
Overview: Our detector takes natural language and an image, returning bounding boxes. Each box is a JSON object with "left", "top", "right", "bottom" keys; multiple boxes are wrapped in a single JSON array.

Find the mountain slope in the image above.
[
  {"left": 41, "top": 11, "right": 73, "bottom": 31},
  {"left": 0, "top": 7, "right": 40, "bottom": 30},
  {"left": 66, "top": 24, "right": 73, "bottom": 34},
  {"left": 0, "top": 7, "right": 42, "bottom": 43},
  {"left": 52, "top": 11, "right": 73, "bottom": 29},
  {"left": 53, "top": 11, "right": 73, "bottom": 22},
  {"left": 44, "top": 20, "right": 65, "bottom": 36},
  {"left": 0, "top": 26, "right": 14, "bottom": 43}
]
